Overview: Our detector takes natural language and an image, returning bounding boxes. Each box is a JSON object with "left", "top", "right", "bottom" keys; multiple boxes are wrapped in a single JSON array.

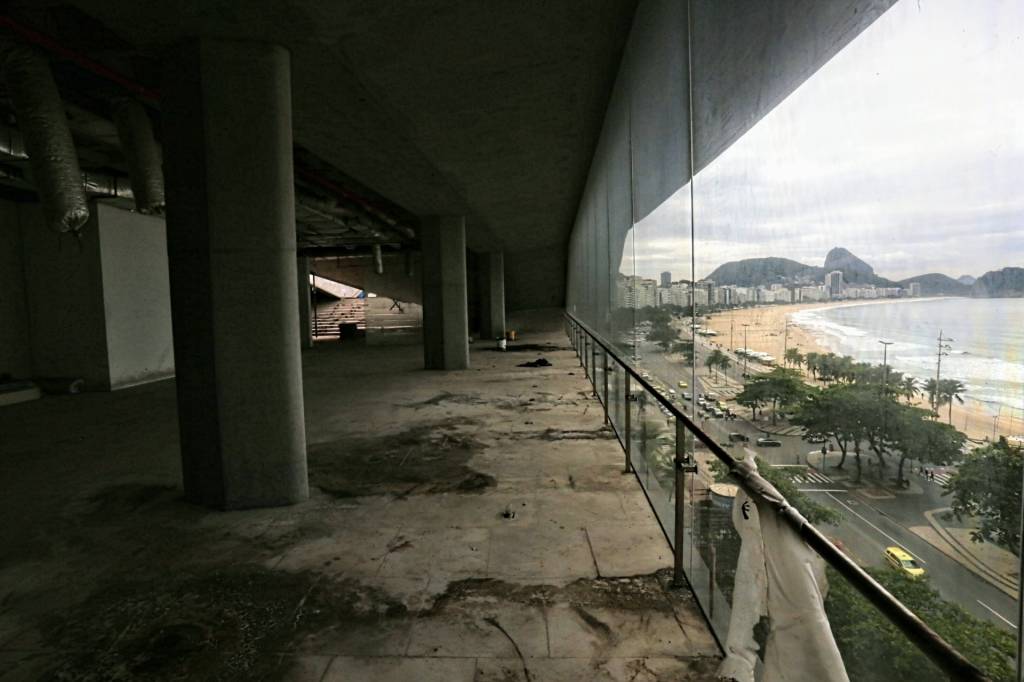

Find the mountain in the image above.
[
  {"left": 705, "top": 247, "right": 1019, "bottom": 298},
  {"left": 824, "top": 247, "right": 873, "bottom": 280},
  {"left": 706, "top": 256, "right": 822, "bottom": 287},
  {"left": 972, "top": 267, "right": 1024, "bottom": 297},
  {"left": 822, "top": 247, "right": 898, "bottom": 287},
  {"left": 898, "top": 273, "right": 971, "bottom": 296}
]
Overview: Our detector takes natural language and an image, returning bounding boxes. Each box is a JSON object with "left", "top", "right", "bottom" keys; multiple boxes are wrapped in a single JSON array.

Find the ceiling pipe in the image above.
[
  {"left": 0, "top": 41, "right": 88, "bottom": 233},
  {"left": 111, "top": 97, "right": 164, "bottom": 214},
  {"left": 0, "top": 15, "right": 160, "bottom": 102},
  {"left": 81, "top": 170, "right": 133, "bottom": 200},
  {"left": 1, "top": 15, "right": 410, "bottom": 234},
  {"left": 0, "top": 121, "right": 136, "bottom": 202},
  {"left": 0, "top": 15, "right": 415, "bottom": 242}
]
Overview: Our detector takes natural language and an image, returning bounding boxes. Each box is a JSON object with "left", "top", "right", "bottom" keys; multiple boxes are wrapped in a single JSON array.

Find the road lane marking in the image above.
[
  {"left": 825, "top": 492, "right": 927, "bottom": 564},
  {"left": 799, "top": 489, "right": 847, "bottom": 493},
  {"left": 976, "top": 600, "right": 1017, "bottom": 629}
]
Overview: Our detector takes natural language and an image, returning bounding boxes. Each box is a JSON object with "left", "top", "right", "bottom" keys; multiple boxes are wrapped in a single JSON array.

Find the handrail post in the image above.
[
  {"left": 623, "top": 372, "right": 633, "bottom": 473},
  {"left": 673, "top": 415, "right": 696, "bottom": 588},
  {"left": 583, "top": 335, "right": 589, "bottom": 377},
  {"left": 563, "top": 312, "right": 987, "bottom": 680},
  {"left": 591, "top": 342, "right": 598, "bottom": 397},
  {"left": 602, "top": 353, "right": 609, "bottom": 424}
]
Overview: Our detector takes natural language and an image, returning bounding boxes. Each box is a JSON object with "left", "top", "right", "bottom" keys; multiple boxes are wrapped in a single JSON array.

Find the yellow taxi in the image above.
[
  {"left": 884, "top": 546, "right": 925, "bottom": 578},
  {"left": 678, "top": 381, "right": 688, "bottom": 388}
]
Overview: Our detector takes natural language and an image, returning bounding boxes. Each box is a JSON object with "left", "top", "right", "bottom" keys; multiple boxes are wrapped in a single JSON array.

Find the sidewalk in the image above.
[{"left": 915, "top": 509, "right": 1019, "bottom": 598}]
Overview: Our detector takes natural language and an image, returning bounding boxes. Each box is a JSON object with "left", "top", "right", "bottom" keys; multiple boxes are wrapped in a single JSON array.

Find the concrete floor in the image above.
[{"left": 0, "top": 329, "right": 720, "bottom": 681}]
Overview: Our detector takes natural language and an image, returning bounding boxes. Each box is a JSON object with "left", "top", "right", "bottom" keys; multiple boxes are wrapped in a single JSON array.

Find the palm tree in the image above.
[
  {"left": 805, "top": 352, "right": 821, "bottom": 380},
  {"left": 705, "top": 349, "right": 729, "bottom": 382},
  {"left": 941, "top": 379, "right": 966, "bottom": 424},
  {"left": 900, "top": 375, "right": 919, "bottom": 403},
  {"left": 923, "top": 378, "right": 966, "bottom": 422},
  {"left": 784, "top": 348, "right": 804, "bottom": 369}
]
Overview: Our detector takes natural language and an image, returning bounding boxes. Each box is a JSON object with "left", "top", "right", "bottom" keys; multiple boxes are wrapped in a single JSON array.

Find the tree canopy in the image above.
[{"left": 945, "top": 437, "right": 1023, "bottom": 554}]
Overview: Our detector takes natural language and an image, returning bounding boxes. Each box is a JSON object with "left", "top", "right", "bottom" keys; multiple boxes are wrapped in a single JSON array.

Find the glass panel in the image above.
[
  {"left": 689, "top": 1, "right": 1023, "bottom": 678},
  {"left": 609, "top": 359, "right": 627, "bottom": 448},
  {"left": 630, "top": 384, "right": 676, "bottom": 536}
]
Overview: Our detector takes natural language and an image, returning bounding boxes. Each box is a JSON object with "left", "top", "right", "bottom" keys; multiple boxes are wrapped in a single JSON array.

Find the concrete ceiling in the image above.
[{"left": 11, "top": 1, "right": 638, "bottom": 257}]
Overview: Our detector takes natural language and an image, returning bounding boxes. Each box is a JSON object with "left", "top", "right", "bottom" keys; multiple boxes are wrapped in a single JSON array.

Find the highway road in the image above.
[{"left": 630, "top": 337, "right": 1020, "bottom": 632}]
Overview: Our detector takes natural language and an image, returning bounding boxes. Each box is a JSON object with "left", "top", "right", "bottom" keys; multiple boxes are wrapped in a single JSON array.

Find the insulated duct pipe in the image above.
[
  {"left": 111, "top": 98, "right": 164, "bottom": 214},
  {"left": 0, "top": 122, "right": 135, "bottom": 202},
  {"left": 373, "top": 243, "right": 384, "bottom": 275},
  {"left": 81, "top": 170, "right": 134, "bottom": 201},
  {"left": 0, "top": 42, "right": 88, "bottom": 233}
]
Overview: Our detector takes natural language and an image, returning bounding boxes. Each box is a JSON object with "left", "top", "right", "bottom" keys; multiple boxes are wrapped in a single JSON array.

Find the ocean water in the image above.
[{"left": 791, "top": 298, "right": 1024, "bottom": 417}]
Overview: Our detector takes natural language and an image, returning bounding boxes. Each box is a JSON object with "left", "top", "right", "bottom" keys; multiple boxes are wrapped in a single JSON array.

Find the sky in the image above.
[{"left": 625, "top": 0, "right": 1024, "bottom": 282}]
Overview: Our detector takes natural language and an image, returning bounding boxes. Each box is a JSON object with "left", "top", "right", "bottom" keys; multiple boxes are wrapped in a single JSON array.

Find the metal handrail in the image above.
[{"left": 565, "top": 312, "right": 988, "bottom": 682}]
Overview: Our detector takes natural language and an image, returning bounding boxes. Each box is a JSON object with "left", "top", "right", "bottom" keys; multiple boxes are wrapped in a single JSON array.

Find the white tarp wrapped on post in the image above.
[{"left": 717, "top": 457, "right": 849, "bottom": 682}]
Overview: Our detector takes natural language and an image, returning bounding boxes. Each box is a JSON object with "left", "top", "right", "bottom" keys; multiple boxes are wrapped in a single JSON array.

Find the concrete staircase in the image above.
[{"left": 312, "top": 298, "right": 366, "bottom": 337}]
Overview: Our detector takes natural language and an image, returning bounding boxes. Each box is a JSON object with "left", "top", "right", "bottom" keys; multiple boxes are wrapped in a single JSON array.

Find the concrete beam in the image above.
[
  {"left": 421, "top": 216, "right": 469, "bottom": 369},
  {"left": 163, "top": 39, "right": 308, "bottom": 509}
]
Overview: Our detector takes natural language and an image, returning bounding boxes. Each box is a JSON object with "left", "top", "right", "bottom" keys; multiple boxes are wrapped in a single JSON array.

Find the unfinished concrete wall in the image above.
[
  {"left": 506, "top": 245, "right": 566, "bottom": 311},
  {"left": 96, "top": 202, "right": 174, "bottom": 389},
  {"left": 0, "top": 199, "right": 32, "bottom": 380},
  {"left": 21, "top": 203, "right": 111, "bottom": 390},
  {"left": 19, "top": 200, "right": 174, "bottom": 391}
]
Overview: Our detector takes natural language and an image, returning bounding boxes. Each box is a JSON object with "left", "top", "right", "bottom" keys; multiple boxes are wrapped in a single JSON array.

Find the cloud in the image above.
[{"left": 623, "top": 0, "right": 1024, "bottom": 282}]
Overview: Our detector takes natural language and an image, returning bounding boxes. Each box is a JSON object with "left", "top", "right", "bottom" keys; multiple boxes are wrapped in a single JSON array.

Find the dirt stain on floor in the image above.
[
  {"left": 36, "top": 567, "right": 408, "bottom": 682},
  {"left": 27, "top": 560, "right": 716, "bottom": 682},
  {"left": 308, "top": 418, "right": 495, "bottom": 498}
]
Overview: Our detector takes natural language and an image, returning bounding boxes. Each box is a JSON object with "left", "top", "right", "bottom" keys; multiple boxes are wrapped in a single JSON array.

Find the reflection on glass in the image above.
[
  {"left": 569, "top": 0, "right": 1021, "bottom": 677},
  {"left": 689, "top": 0, "right": 1023, "bottom": 677}
]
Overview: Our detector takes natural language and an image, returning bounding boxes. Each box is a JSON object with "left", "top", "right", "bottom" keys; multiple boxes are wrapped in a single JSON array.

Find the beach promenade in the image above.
[{"left": 700, "top": 301, "right": 1018, "bottom": 442}]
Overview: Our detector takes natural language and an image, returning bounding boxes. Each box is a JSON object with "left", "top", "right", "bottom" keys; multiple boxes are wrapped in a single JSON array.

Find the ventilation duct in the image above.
[
  {"left": 81, "top": 170, "right": 134, "bottom": 201},
  {"left": 111, "top": 98, "right": 164, "bottom": 214},
  {"left": 0, "top": 122, "right": 135, "bottom": 202},
  {"left": 0, "top": 43, "right": 88, "bottom": 233}
]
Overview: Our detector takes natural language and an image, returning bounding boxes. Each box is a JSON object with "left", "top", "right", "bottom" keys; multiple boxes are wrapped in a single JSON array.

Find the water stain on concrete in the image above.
[{"left": 308, "top": 419, "right": 495, "bottom": 498}]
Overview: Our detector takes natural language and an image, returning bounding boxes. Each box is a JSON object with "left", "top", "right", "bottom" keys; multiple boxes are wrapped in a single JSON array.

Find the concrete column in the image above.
[
  {"left": 421, "top": 216, "right": 469, "bottom": 369},
  {"left": 478, "top": 251, "right": 505, "bottom": 341},
  {"left": 298, "top": 256, "right": 313, "bottom": 348},
  {"left": 162, "top": 40, "right": 308, "bottom": 509}
]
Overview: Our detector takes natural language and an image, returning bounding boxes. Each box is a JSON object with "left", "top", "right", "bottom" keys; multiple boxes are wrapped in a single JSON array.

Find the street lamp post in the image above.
[
  {"left": 742, "top": 323, "right": 750, "bottom": 377},
  {"left": 783, "top": 320, "right": 790, "bottom": 366},
  {"left": 879, "top": 339, "right": 894, "bottom": 445},
  {"left": 934, "top": 331, "right": 954, "bottom": 415}
]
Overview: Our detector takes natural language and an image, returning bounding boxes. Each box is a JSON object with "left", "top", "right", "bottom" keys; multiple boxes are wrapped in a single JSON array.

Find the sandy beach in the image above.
[{"left": 702, "top": 302, "right": 1016, "bottom": 442}]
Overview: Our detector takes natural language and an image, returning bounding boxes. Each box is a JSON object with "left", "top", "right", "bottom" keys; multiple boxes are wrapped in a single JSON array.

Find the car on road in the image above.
[
  {"left": 728, "top": 433, "right": 750, "bottom": 443},
  {"left": 681, "top": 392, "right": 692, "bottom": 401},
  {"left": 756, "top": 437, "right": 783, "bottom": 447},
  {"left": 884, "top": 546, "right": 925, "bottom": 578},
  {"left": 678, "top": 381, "right": 688, "bottom": 388},
  {"left": 803, "top": 434, "right": 827, "bottom": 444}
]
